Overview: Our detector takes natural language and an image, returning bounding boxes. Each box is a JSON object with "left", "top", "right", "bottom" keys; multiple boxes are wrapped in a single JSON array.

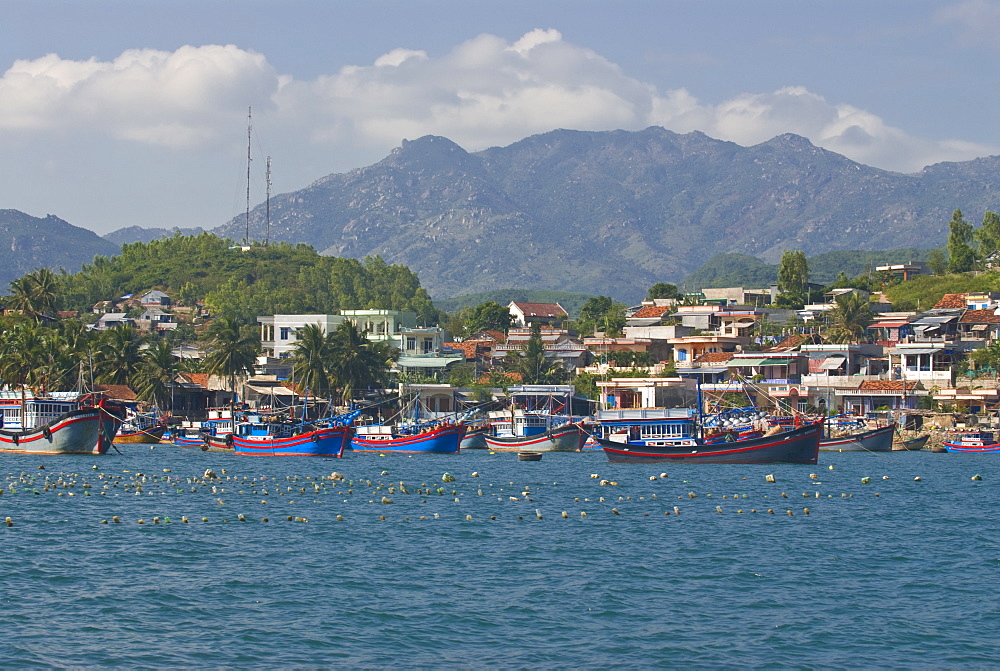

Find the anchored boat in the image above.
[{"left": 0, "top": 392, "right": 126, "bottom": 455}]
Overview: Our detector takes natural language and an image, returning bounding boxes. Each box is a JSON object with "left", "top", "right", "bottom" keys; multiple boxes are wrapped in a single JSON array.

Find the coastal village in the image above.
[{"left": 15, "top": 256, "right": 1000, "bottom": 454}]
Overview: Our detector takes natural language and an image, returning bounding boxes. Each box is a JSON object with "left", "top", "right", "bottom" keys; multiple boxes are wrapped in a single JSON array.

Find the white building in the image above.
[{"left": 257, "top": 314, "right": 346, "bottom": 358}]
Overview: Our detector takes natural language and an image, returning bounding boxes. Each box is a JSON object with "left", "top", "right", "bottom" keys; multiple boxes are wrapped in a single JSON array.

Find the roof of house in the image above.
[
  {"left": 858, "top": 380, "right": 919, "bottom": 391},
  {"left": 444, "top": 341, "right": 488, "bottom": 360},
  {"left": 469, "top": 330, "right": 507, "bottom": 343},
  {"left": 93, "top": 384, "right": 137, "bottom": 401},
  {"left": 768, "top": 333, "right": 821, "bottom": 351},
  {"left": 629, "top": 305, "right": 672, "bottom": 319},
  {"left": 180, "top": 373, "right": 209, "bottom": 388},
  {"left": 509, "top": 302, "right": 567, "bottom": 318},
  {"left": 693, "top": 351, "right": 733, "bottom": 364},
  {"left": 959, "top": 309, "right": 1000, "bottom": 324},
  {"left": 933, "top": 293, "right": 968, "bottom": 309}
]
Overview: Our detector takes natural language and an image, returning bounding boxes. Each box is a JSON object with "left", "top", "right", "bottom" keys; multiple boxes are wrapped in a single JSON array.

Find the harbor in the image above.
[{"left": 0, "top": 446, "right": 995, "bottom": 667}]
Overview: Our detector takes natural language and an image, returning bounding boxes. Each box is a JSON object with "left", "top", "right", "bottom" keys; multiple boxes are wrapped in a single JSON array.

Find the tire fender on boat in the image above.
[
  {"left": 225, "top": 433, "right": 234, "bottom": 448},
  {"left": 42, "top": 426, "right": 52, "bottom": 441}
]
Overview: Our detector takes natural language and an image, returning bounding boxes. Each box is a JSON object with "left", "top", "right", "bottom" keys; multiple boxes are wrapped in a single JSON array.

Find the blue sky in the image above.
[{"left": 1, "top": 0, "right": 998, "bottom": 234}]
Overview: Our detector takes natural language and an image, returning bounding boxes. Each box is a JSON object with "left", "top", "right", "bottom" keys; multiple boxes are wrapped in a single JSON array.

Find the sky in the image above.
[{"left": 1, "top": 0, "right": 999, "bottom": 235}]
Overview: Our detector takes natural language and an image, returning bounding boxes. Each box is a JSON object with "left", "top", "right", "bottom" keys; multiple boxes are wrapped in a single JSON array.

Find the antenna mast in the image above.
[
  {"left": 245, "top": 106, "right": 252, "bottom": 246},
  {"left": 265, "top": 156, "right": 272, "bottom": 246}
]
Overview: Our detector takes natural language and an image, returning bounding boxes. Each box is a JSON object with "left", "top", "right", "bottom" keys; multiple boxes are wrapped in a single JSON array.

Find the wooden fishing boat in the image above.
[
  {"left": 231, "top": 417, "right": 352, "bottom": 457},
  {"left": 114, "top": 410, "right": 167, "bottom": 444},
  {"left": 350, "top": 422, "right": 466, "bottom": 454},
  {"left": 0, "top": 394, "right": 125, "bottom": 455},
  {"left": 460, "top": 424, "right": 489, "bottom": 449},
  {"left": 483, "top": 422, "right": 584, "bottom": 452},
  {"left": 597, "top": 420, "right": 823, "bottom": 464},
  {"left": 820, "top": 422, "right": 895, "bottom": 452},
  {"left": 895, "top": 434, "right": 929, "bottom": 451},
  {"left": 518, "top": 451, "right": 543, "bottom": 461},
  {"left": 173, "top": 422, "right": 208, "bottom": 449},
  {"left": 940, "top": 430, "right": 1000, "bottom": 453}
]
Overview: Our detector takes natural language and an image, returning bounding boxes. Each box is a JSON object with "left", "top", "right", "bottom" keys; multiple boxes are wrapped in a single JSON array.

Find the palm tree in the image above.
[
  {"left": 825, "top": 293, "right": 874, "bottom": 344},
  {"left": 133, "top": 339, "right": 176, "bottom": 410},
  {"left": 290, "top": 323, "right": 335, "bottom": 398},
  {"left": 5, "top": 269, "right": 59, "bottom": 320},
  {"left": 94, "top": 324, "right": 146, "bottom": 386},
  {"left": 505, "top": 323, "right": 566, "bottom": 384},
  {"left": 202, "top": 315, "right": 260, "bottom": 405},
  {"left": 329, "top": 321, "right": 395, "bottom": 404}
]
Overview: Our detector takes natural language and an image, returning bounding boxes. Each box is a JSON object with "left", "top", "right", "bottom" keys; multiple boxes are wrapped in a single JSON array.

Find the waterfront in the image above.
[{"left": 0, "top": 447, "right": 997, "bottom": 668}]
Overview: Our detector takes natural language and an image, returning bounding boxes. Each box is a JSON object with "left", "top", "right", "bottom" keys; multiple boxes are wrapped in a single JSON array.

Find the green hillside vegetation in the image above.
[
  {"left": 55, "top": 233, "right": 438, "bottom": 323},
  {"left": 433, "top": 289, "right": 599, "bottom": 317},
  {"left": 882, "top": 272, "right": 1000, "bottom": 311},
  {"left": 682, "top": 248, "right": 934, "bottom": 290}
]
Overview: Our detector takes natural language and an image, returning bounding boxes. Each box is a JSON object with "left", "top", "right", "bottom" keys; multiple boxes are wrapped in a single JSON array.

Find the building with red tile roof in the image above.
[
  {"left": 933, "top": 293, "right": 968, "bottom": 309},
  {"left": 508, "top": 301, "right": 568, "bottom": 327},
  {"left": 629, "top": 305, "right": 672, "bottom": 320}
]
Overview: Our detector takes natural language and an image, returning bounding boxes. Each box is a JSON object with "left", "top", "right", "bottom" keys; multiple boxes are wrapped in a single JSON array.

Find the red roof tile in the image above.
[
  {"left": 93, "top": 384, "right": 137, "bottom": 401},
  {"left": 933, "top": 293, "right": 968, "bottom": 309},
  {"left": 630, "top": 305, "right": 671, "bottom": 319},
  {"left": 858, "top": 380, "right": 919, "bottom": 391},
  {"left": 182, "top": 373, "right": 209, "bottom": 388},
  {"left": 693, "top": 351, "right": 733, "bottom": 363},
  {"left": 510, "top": 302, "right": 567, "bottom": 318},
  {"left": 959, "top": 309, "right": 1000, "bottom": 324}
]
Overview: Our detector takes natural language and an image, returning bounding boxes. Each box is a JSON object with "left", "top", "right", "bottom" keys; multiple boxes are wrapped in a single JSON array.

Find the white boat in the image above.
[{"left": 0, "top": 391, "right": 126, "bottom": 455}]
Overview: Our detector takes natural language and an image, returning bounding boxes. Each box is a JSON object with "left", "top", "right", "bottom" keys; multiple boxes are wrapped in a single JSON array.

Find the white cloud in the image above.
[{"left": 0, "top": 30, "right": 996, "bottom": 233}]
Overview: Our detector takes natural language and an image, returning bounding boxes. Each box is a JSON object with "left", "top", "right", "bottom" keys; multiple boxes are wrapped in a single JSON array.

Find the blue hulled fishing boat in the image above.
[
  {"left": 231, "top": 414, "right": 352, "bottom": 457},
  {"left": 350, "top": 422, "right": 466, "bottom": 454}
]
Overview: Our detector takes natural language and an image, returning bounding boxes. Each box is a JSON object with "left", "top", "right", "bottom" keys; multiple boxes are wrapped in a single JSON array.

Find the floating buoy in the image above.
[
  {"left": 113, "top": 516, "right": 120, "bottom": 524},
  {"left": 972, "top": 474, "right": 983, "bottom": 481},
  {"left": 803, "top": 508, "right": 810, "bottom": 515},
  {"left": 561, "top": 511, "right": 568, "bottom": 518},
  {"left": 673, "top": 506, "right": 680, "bottom": 514},
  {"left": 237, "top": 514, "right": 246, "bottom": 522},
  {"left": 471, "top": 472, "right": 479, "bottom": 477},
  {"left": 809, "top": 473, "right": 817, "bottom": 480},
  {"left": 535, "top": 509, "right": 543, "bottom": 520},
  {"left": 336, "top": 514, "right": 343, "bottom": 521},
  {"left": 442, "top": 473, "right": 456, "bottom": 483},
  {"left": 828, "top": 465, "right": 834, "bottom": 470},
  {"left": 765, "top": 474, "right": 776, "bottom": 483},
  {"left": 659, "top": 473, "right": 668, "bottom": 479},
  {"left": 181, "top": 516, "right": 188, "bottom": 523},
  {"left": 861, "top": 477, "right": 871, "bottom": 484},
  {"left": 716, "top": 506, "right": 723, "bottom": 514},
  {"left": 611, "top": 508, "right": 620, "bottom": 515},
  {"left": 649, "top": 476, "right": 657, "bottom": 481},
  {"left": 4, "top": 517, "right": 11, "bottom": 527},
  {"left": 914, "top": 476, "right": 922, "bottom": 482},
  {"left": 882, "top": 476, "right": 890, "bottom": 480}
]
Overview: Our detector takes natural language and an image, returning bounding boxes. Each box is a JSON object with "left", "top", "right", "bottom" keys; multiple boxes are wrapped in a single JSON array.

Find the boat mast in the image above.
[
  {"left": 244, "top": 106, "right": 252, "bottom": 246},
  {"left": 265, "top": 156, "right": 271, "bottom": 246}
]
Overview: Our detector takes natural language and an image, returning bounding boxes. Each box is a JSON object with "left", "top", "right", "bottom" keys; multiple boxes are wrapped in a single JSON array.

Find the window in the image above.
[
  {"left": 280, "top": 327, "right": 290, "bottom": 340},
  {"left": 422, "top": 338, "right": 434, "bottom": 354},
  {"left": 406, "top": 336, "right": 416, "bottom": 351}
]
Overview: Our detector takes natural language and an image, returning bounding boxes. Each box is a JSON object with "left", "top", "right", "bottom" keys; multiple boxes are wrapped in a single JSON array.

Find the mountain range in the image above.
[
  {"left": 0, "top": 210, "right": 118, "bottom": 288},
  {"left": 2, "top": 127, "right": 998, "bottom": 303}
]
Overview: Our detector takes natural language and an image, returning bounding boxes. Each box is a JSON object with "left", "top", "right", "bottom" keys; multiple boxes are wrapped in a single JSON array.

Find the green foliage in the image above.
[
  {"left": 463, "top": 301, "right": 515, "bottom": 336},
  {"left": 776, "top": 250, "right": 808, "bottom": 308},
  {"left": 505, "top": 323, "right": 565, "bottom": 385},
  {"left": 824, "top": 293, "right": 874, "bottom": 344},
  {"left": 646, "top": 283, "right": 680, "bottom": 301},
  {"left": 575, "top": 296, "right": 627, "bottom": 336},
  {"left": 54, "top": 234, "right": 436, "bottom": 325},
  {"left": 883, "top": 272, "right": 1000, "bottom": 311},
  {"left": 947, "top": 209, "right": 976, "bottom": 273},
  {"left": 975, "top": 211, "right": 1000, "bottom": 262}
]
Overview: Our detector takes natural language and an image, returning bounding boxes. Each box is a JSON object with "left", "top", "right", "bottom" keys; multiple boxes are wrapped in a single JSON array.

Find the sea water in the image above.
[{"left": 0, "top": 447, "right": 997, "bottom": 669}]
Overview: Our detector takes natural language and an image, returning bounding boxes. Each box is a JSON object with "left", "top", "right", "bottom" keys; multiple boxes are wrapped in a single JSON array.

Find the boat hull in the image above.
[
  {"left": 0, "top": 407, "right": 109, "bottom": 455},
  {"left": 202, "top": 434, "right": 235, "bottom": 452},
  {"left": 895, "top": 435, "right": 929, "bottom": 451},
  {"left": 598, "top": 421, "right": 822, "bottom": 464},
  {"left": 484, "top": 423, "right": 584, "bottom": 452},
  {"left": 820, "top": 423, "right": 895, "bottom": 452},
  {"left": 232, "top": 425, "right": 350, "bottom": 457},
  {"left": 941, "top": 440, "right": 1000, "bottom": 453},
  {"left": 115, "top": 424, "right": 166, "bottom": 444},
  {"left": 460, "top": 426, "right": 489, "bottom": 449},
  {"left": 174, "top": 434, "right": 208, "bottom": 449},
  {"left": 351, "top": 424, "right": 466, "bottom": 454}
]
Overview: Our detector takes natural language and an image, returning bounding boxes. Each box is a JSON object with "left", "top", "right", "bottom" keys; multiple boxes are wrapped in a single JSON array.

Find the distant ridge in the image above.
[
  {"left": 47, "top": 126, "right": 1000, "bottom": 304},
  {"left": 0, "top": 210, "right": 119, "bottom": 289},
  {"left": 103, "top": 225, "right": 205, "bottom": 246}
]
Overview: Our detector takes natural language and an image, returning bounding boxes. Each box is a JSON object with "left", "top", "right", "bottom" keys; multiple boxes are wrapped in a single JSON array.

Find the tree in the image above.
[
  {"left": 202, "top": 315, "right": 260, "bottom": 403},
  {"left": 975, "top": 211, "right": 1000, "bottom": 264},
  {"left": 577, "top": 296, "right": 627, "bottom": 336},
  {"left": 927, "top": 248, "right": 948, "bottom": 276},
  {"left": 328, "top": 321, "right": 395, "bottom": 404},
  {"left": 776, "top": 250, "right": 809, "bottom": 307},
  {"left": 133, "top": 339, "right": 177, "bottom": 410},
  {"left": 947, "top": 209, "right": 975, "bottom": 273},
  {"left": 824, "top": 292, "right": 873, "bottom": 344},
  {"left": 646, "top": 283, "right": 680, "bottom": 301},
  {"left": 6, "top": 268, "right": 60, "bottom": 320},
  {"left": 506, "top": 323, "right": 565, "bottom": 384},
  {"left": 465, "top": 301, "right": 515, "bottom": 335},
  {"left": 94, "top": 325, "right": 146, "bottom": 386},
  {"left": 290, "top": 323, "right": 336, "bottom": 398}
]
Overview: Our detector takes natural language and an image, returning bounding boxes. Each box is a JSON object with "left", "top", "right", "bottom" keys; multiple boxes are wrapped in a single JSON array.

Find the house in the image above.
[
  {"left": 494, "top": 327, "right": 589, "bottom": 374},
  {"left": 887, "top": 344, "right": 956, "bottom": 387},
  {"left": 700, "top": 286, "right": 775, "bottom": 306},
  {"left": 958, "top": 309, "right": 1000, "bottom": 340},
  {"left": 140, "top": 290, "right": 171, "bottom": 307},
  {"left": 875, "top": 262, "right": 926, "bottom": 282},
  {"left": 257, "top": 314, "right": 346, "bottom": 358},
  {"left": 137, "top": 307, "right": 178, "bottom": 332},
  {"left": 92, "top": 313, "right": 135, "bottom": 330},
  {"left": 507, "top": 301, "right": 568, "bottom": 328},
  {"left": 667, "top": 334, "right": 744, "bottom": 364},
  {"left": 837, "top": 380, "right": 924, "bottom": 414},
  {"left": 341, "top": 309, "right": 417, "bottom": 343},
  {"left": 395, "top": 327, "right": 465, "bottom": 375}
]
